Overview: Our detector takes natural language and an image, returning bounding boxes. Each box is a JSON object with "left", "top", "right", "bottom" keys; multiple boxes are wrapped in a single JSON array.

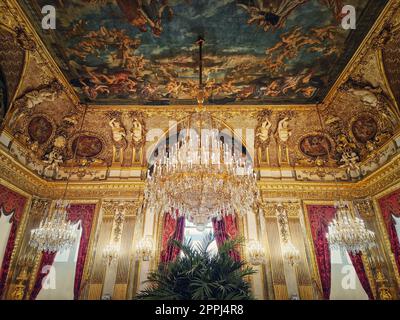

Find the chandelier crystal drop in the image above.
[
  {"left": 326, "top": 202, "right": 376, "bottom": 254},
  {"left": 29, "top": 200, "right": 77, "bottom": 253}
]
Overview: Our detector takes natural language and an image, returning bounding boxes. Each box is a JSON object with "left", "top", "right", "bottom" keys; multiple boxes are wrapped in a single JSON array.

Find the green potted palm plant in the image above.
[{"left": 136, "top": 234, "right": 256, "bottom": 300}]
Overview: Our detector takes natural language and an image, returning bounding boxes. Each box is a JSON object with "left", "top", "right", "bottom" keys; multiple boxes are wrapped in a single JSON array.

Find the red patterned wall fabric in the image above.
[
  {"left": 67, "top": 204, "right": 96, "bottom": 300},
  {"left": 0, "top": 184, "right": 27, "bottom": 297},
  {"left": 378, "top": 190, "right": 400, "bottom": 273},
  {"left": 307, "top": 205, "right": 336, "bottom": 300},
  {"left": 30, "top": 203, "right": 96, "bottom": 300}
]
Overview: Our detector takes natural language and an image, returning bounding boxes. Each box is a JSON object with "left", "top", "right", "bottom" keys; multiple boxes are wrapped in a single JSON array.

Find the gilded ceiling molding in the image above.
[
  {"left": 2, "top": 144, "right": 400, "bottom": 200},
  {"left": 324, "top": 0, "right": 400, "bottom": 107},
  {"left": 0, "top": 0, "right": 79, "bottom": 106},
  {"left": 89, "top": 104, "right": 317, "bottom": 113}
]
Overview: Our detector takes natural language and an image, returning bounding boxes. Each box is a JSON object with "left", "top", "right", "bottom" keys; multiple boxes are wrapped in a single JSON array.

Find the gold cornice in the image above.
[
  {"left": 87, "top": 104, "right": 316, "bottom": 112},
  {"left": 1, "top": 142, "right": 400, "bottom": 200}
]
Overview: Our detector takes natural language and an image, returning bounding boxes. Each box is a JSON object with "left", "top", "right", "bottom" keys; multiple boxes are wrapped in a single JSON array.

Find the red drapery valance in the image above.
[
  {"left": 378, "top": 190, "right": 400, "bottom": 273},
  {"left": 160, "top": 211, "right": 185, "bottom": 264},
  {"left": 30, "top": 203, "right": 96, "bottom": 300},
  {"left": 0, "top": 184, "right": 27, "bottom": 298}
]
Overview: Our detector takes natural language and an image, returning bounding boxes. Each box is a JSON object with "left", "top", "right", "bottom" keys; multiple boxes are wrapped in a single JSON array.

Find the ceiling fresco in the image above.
[{"left": 20, "top": 0, "right": 388, "bottom": 106}]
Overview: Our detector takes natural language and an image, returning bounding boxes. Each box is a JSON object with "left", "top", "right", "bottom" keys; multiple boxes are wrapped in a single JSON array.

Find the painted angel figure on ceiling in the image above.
[
  {"left": 237, "top": 0, "right": 309, "bottom": 32},
  {"left": 116, "top": 0, "right": 174, "bottom": 37},
  {"left": 237, "top": 0, "right": 344, "bottom": 32}
]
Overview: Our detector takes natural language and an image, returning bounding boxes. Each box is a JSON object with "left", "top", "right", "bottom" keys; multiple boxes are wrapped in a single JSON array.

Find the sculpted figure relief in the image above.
[
  {"left": 24, "top": 89, "right": 58, "bottom": 109},
  {"left": 342, "top": 78, "right": 398, "bottom": 129},
  {"left": 257, "top": 118, "right": 272, "bottom": 145},
  {"left": 109, "top": 118, "right": 127, "bottom": 145},
  {"left": 348, "top": 86, "right": 381, "bottom": 107},
  {"left": 43, "top": 149, "right": 63, "bottom": 178},
  {"left": 277, "top": 117, "right": 292, "bottom": 144},
  {"left": 131, "top": 117, "right": 144, "bottom": 145},
  {"left": 339, "top": 150, "right": 360, "bottom": 177},
  {"left": 10, "top": 82, "right": 63, "bottom": 130}
]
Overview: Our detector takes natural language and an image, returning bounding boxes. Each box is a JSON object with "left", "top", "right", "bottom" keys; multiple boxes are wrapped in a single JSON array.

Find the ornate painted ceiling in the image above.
[{"left": 20, "top": 0, "right": 388, "bottom": 106}]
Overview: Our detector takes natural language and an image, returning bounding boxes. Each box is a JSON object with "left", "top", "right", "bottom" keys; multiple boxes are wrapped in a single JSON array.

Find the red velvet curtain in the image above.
[
  {"left": 307, "top": 205, "right": 374, "bottom": 300},
  {"left": 0, "top": 184, "right": 27, "bottom": 298},
  {"left": 212, "top": 214, "right": 240, "bottom": 261},
  {"left": 29, "top": 203, "right": 96, "bottom": 300},
  {"left": 307, "top": 205, "right": 336, "bottom": 300},
  {"left": 160, "top": 211, "right": 185, "bottom": 263},
  {"left": 349, "top": 252, "right": 374, "bottom": 300},
  {"left": 378, "top": 190, "right": 400, "bottom": 273},
  {"left": 67, "top": 204, "right": 96, "bottom": 300}
]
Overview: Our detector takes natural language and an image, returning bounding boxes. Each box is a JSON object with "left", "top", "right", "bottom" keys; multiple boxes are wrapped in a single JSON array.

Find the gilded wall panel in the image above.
[
  {"left": 264, "top": 217, "right": 288, "bottom": 300},
  {"left": 88, "top": 216, "right": 113, "bottom": 298}
]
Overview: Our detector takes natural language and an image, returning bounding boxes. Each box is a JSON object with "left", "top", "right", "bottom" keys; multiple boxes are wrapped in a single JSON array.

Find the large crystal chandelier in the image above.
[
  {"left": 29, "top": 105, "right": 89, "bottom": 253},
  {"left": 327, "top": 202, "right": 375, "bottom": 254},
  {"left": 144, "top": 38, "right": 258, "bottom": 229},
  {"left": 29, "top": 200, "right": 77, "bottom": 253}
]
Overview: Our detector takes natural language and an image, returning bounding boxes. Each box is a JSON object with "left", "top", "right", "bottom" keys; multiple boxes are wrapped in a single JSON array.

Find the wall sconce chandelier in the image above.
[
  {"left": 247, "top": 240, "right": 265, "bottom": 266},
  {"left": 136, "top": 236, "right": 154, "bottom": 261},
  {"left": 102, "top": 243, "right": 120, "bottom": 266},
  {"left": 282, "top": 240, "right": 301, "bottom": 267}
]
